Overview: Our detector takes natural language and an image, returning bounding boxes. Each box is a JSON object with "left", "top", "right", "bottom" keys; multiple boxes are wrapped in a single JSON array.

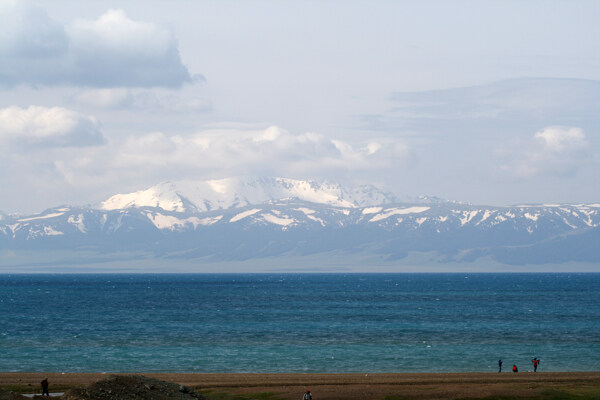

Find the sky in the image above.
[{"left": 0, "top": 0, "right": 599, "bottom": 214}]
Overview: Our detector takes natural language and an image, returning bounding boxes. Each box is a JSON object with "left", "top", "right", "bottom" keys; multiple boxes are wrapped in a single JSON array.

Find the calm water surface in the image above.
[{"left": 1, "top": 273, "right": 599, "bottom": 372}]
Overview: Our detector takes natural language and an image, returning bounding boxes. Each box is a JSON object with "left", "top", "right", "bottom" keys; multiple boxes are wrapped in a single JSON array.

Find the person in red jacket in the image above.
[
  {"left": 532, "top": 357, "right": 540, "bottom": 372},
  {"left": 512, "top": 365, "right": 518, "bottom": 373}
]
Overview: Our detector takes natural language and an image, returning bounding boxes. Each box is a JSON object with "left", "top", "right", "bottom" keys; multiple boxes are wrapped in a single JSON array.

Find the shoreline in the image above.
[{"left": 2, "top": 372, "right": 599, "bottom": 400}]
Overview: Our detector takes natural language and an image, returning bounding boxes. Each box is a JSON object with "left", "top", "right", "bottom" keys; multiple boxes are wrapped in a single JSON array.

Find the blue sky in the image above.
[{"left": 0, "top": 0, "right": 598, "bottom": 213}]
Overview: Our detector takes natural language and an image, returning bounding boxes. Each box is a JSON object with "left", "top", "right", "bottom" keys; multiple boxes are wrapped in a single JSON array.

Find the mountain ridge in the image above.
[{"left": 1, "top": 177, "right": 598, "bottom": 270}]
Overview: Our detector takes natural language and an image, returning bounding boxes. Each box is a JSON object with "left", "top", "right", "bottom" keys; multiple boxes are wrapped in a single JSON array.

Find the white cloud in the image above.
[
  {"left": 0, "top": 3, "right": 192, "bottom": 87},
  {"left": 534, "top": 126, "right": 588, "bottom": 153},
  {"left": 71, "top": 88, "right": 134, "bottom": 108},
  {"left": 113, "top": 126, "right": 410, "bottom": 176},
  {"left": 499, "top": 126, "right": 591, "bottom": 178},
  {"left": 130, "top": 91, "right": 211, "bottom": 113},
  {"left": 0, "top": 0, "right": 68, "bottom": 58},
  {"left": 6, "top": 126, "right": 410, "bottom": 201},
  {"left": 67, "top": 9, "right": 192, "bottom": 87},
  {"left": 0, "top": 105, "right": 105, "bottom": 147},
  {"left": 71, "top": 88, "right": 211, "bottom": 112},
  {"left": 70, "top": 9, "right": 173, "bottom": 58}
]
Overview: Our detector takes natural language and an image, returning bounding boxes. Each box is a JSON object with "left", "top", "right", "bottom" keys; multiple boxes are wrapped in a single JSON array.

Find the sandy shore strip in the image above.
[{"left": 1, "top": 372, "right": 599, "bottom": 399}]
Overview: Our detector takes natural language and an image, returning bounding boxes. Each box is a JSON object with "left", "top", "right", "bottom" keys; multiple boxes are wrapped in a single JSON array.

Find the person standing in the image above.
[
  {"left": 303, "top": 389, "right": 312, "bottom": 400},
  {"left": 532, "top": 357, "right": 540, "bottom": 372},
  {"left": 512, "top": 365, "right": 518, "bottom": 373},
  {"left": 498, "top": 359, "right": 503, "bottom": 373},
  {"left": 41, "top": 378, "right": 49, "bottom": 396}
]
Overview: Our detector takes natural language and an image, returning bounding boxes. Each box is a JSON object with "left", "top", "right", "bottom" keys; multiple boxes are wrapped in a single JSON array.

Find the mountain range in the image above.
[{"left": 1, "top": 177, "right": 598, "bottom": 272}]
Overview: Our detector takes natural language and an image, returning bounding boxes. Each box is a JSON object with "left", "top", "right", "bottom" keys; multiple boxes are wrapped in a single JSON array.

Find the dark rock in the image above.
[{"left": 62, "top": 375, "right": 206, "bottom": 400}]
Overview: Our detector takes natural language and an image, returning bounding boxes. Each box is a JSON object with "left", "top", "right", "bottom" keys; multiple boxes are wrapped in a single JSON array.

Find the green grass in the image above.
[
  {"left": 379, "top": 385, "right": 600, "bottom": 400},
  {"left": 453, "top": 388, "right": 600, "bottom": 400},
  {"left": 1, "top": 384, "right": 30, "bottom": 393},
  {"left": 538, "top": 387, "right": 600, "bottom": 400}
]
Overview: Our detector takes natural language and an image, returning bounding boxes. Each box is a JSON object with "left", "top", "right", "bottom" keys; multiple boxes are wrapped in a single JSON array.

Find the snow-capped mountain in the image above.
[
  {"left": 100, "top": 177, "right": 399, "bottom": 212},
  {"left": 1, "top": 178, "right": 599, "bottom": 270}
]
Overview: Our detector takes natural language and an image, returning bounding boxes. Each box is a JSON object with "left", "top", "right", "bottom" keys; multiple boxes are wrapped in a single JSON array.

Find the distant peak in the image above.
[{"left": 100, "top": 176, "right": 399, "bottom": 212}]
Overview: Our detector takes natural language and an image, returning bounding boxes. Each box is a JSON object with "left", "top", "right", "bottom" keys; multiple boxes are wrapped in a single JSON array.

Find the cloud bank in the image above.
[
  {"left": 0, "top": 105, "right": 105, "bottom": 147},
  {"left": 377, "top": 78, "right": 600, "bottom": 133},
  {"left": 0, "top": 3, "right": 192, "bottom": 87},
  {"left": 2, "top": 124, "right": 411, "bottom": 208},
  {"left": 499, "top": 126, "right": 591, "bottom": 178},
  {"left": 70, "top": 88, "right": 212, "bottom": 113},
  {"left": 113, "top": 126, "right": 411, "bottom": 180}
]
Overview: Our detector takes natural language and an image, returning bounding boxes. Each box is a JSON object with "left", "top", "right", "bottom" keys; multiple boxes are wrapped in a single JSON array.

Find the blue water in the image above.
[{"left": 1, "top": 273, "right": 599, "bottom": 373}]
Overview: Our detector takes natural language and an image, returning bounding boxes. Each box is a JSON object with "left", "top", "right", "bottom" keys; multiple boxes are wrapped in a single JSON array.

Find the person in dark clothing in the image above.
[
  {"left": 303, "top": 389, "right": 312, "bottom": 400},
  {"left": 512, "top": 365, "right": 518, "bottom": 373},
  {"left": 41, "top": 378, "right": 49, "bottom": 396},
  {"left": 532, "top": 357, "right": 540, "bottom": 372},
  {"left": 498, "top": 359, "right": 502, "bottom": 373}
]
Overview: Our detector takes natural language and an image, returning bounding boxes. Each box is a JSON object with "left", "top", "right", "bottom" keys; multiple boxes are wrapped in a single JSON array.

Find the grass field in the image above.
[{"left": 1, "top": 372, "right": 599, "bottom": 400}]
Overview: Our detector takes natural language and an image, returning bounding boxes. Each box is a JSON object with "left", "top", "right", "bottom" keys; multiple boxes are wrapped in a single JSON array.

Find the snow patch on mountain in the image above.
[
  {"left": 200, "top": 215, "right": 223, "bottom": 225},
  {"left": 146, "top": 213, "right": 198, "bottom": 230},
  {"left": 230, "top": 208, "right": 261, "bottom": 223},
  {"left": 525, "top": 213, "right": 540, "bottom": 221},
  {"left": 27, "top": 226, "right": 63, "bottom": 239},
  {"left": 102, "top": 183, "right": 187, "bottom": 212},
  {"left": 295, "top": 207, "right": 315, "bottom": 215},
  {"left": 18, "top": 212, "right": 65, "bottom": 222},
  {"left": 460, "top": 210, "right": 479, "bottom": 226},
  {"left": 308, "top": 215, "right": 326, "bottom": 226},
  {"left": 6, "top": 223, "right": 20, "bottom": 236},
  {"left": 68, "top": 214, "right": 86, "bottom": 233},
  {"left": 369, "top": 206, "right": 430, "bottom": 222},
  {"left": 562, "top": 218, "right": 577, "bottom": 229},
  {"left": 262, "top": 213, "right": 295, "bottom": 226},
  {"left": 476, "top": 210, "right": 493, "bottom": 225}
]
